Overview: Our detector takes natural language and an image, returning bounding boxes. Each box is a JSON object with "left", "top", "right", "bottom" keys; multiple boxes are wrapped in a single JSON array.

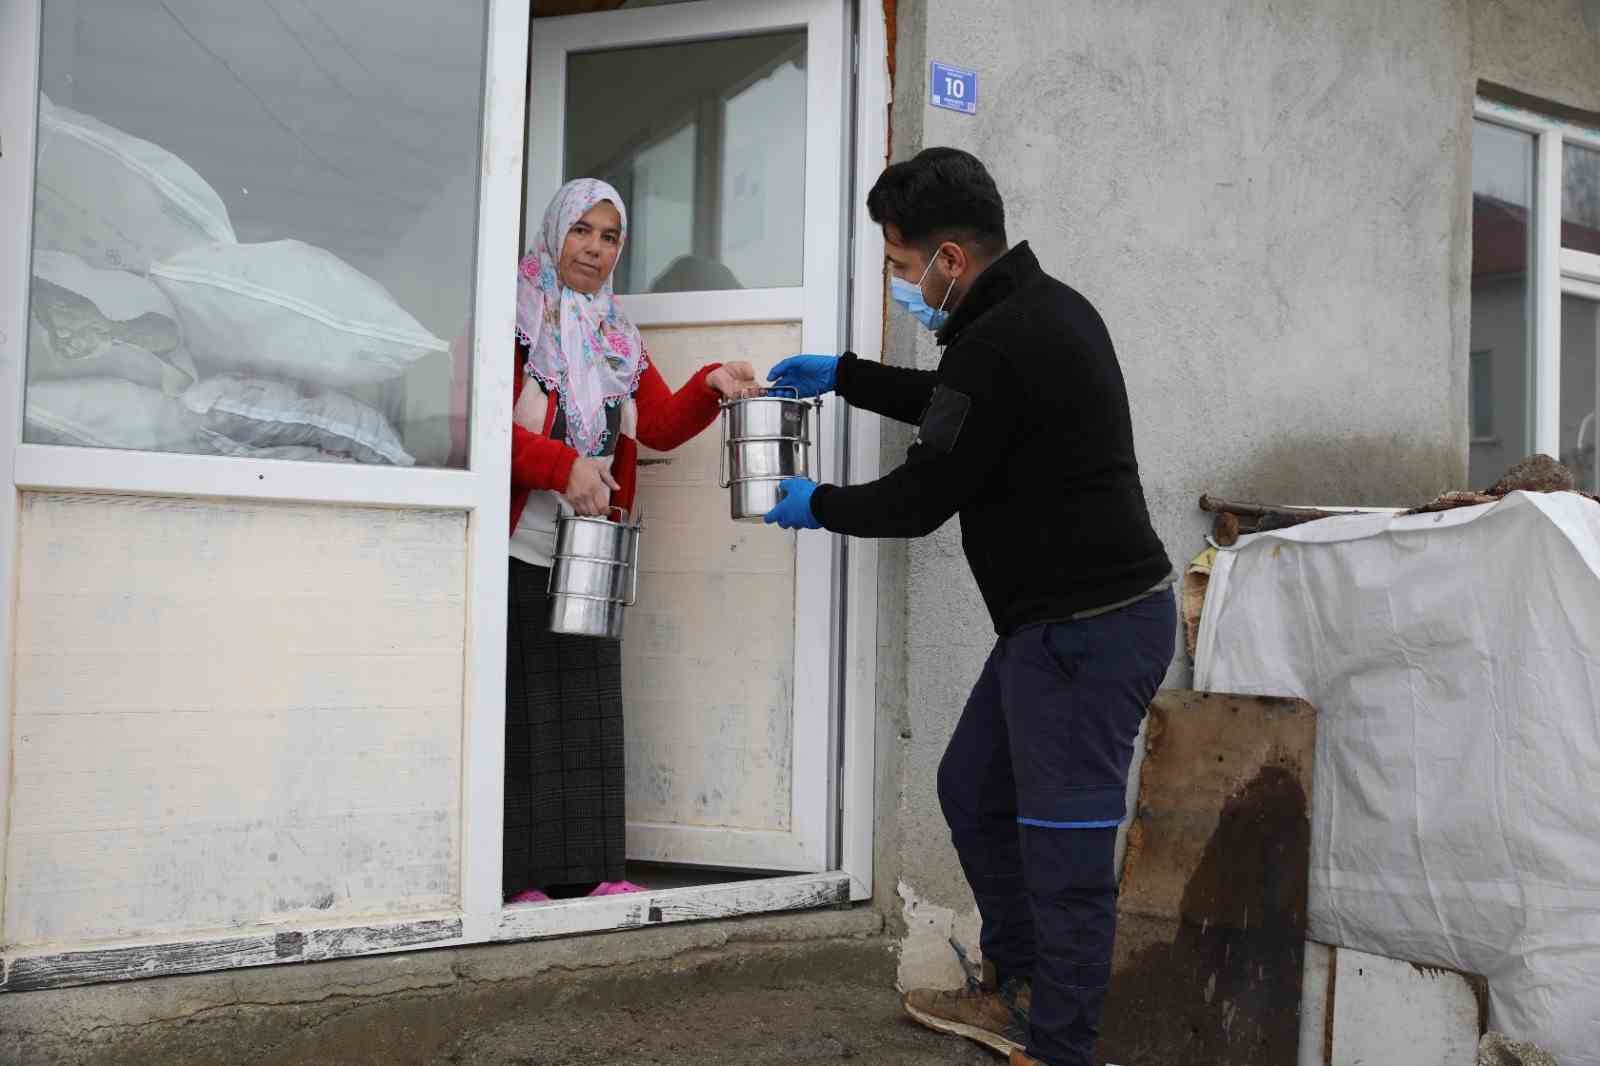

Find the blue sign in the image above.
[{"left": 930, "top": 61, "right": 977, "bottom": 116}]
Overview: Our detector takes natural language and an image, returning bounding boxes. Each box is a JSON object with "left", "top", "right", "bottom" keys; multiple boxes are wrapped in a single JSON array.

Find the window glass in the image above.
[
  {"left": 26, "top": 0, "right": 487, "bottom": 468},
  {"left": 1468, "top": 120, "right": 1537, "bottom": 487},
  {"left": 564, "top": 31, "right": 807, "bottom": 294},
  {"left": 1563, "top": 142, "right": 1600, "bottom": 255},
  {"left": 1470, "top": 350, "right": 1494, "bottom": 441},
  {"left": 1559, "top": 294, "right": 1600, "bottom": 493}
]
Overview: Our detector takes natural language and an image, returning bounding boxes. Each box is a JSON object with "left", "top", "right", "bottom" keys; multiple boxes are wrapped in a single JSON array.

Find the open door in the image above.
[{"left": 527, "top": 0, "right": 848, "bottom": 873}]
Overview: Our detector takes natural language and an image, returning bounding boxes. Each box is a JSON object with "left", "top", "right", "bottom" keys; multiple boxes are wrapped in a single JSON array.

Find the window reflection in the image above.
[
  {"left": 27, "top": 1, "right": 487, "bottom": 467},
  {"left": 1468, "top": 120, "right": 1537, "bottom": 487},
  {"left": 564, "top": 31, "right": 807, "bottom": 294}
]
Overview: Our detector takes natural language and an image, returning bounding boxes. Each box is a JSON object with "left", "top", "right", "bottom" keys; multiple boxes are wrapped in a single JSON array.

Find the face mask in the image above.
[{"left": 890, "top": 255, "right": 956, "bottom": 332}]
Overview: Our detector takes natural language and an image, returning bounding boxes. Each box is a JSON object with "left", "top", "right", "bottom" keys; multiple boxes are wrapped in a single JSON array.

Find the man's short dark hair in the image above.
[{"left": 866, "top": 147, "right": 1007, "bottom": 253}]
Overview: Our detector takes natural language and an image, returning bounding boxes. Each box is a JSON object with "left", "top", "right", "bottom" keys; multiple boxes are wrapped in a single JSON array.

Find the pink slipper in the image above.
[
  {"left": 587, "top": 880, "right": 647, "bottom": 897},
  {"left": 509, "top": 888, "right": 551, "bottom": 904}
]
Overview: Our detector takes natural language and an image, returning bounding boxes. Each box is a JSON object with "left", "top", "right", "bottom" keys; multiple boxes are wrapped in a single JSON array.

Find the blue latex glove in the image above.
[
  {"left": 766, "top": 354, "right": 838, "bottom": 398},
  {"left": 764, "top": 477, "right": 822, "bottom": 530}
]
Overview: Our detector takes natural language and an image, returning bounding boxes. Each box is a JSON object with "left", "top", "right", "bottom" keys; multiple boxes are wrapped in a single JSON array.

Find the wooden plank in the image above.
[{"left": 1099, "top": 690, "right": 1318, "bottom": 1066}]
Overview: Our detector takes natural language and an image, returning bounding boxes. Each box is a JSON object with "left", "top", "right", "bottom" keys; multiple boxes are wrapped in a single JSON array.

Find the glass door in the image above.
[{"left": 525, "top": 0, "right": 847, "bottom": 873}]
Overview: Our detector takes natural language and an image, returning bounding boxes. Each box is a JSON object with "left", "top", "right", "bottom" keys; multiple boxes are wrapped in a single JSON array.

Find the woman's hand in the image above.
[
  {"left": 707, "top": 361, "right": 762, "bottom": 400},
  {"left": 564, "top": 456, "right": 621, "bottom": 516}
]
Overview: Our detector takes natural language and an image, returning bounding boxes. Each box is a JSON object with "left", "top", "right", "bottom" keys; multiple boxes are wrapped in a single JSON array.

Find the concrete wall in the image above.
[
  {"left": 1473, "top": 0, "right": 1600, "bottom": 114},
  {"left": 877, "top": 0, "right": 1600, "bottom": 988}
]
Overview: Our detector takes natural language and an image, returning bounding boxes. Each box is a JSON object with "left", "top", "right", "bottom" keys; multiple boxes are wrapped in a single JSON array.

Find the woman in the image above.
[{"left": 505, "top": 179, "right": 757, "bottom": 902}]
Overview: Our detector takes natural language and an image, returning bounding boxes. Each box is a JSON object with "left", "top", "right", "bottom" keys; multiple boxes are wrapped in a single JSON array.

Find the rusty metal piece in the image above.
[{"left": 1212, "top": 511, "right": 1240, "bottom": 547}]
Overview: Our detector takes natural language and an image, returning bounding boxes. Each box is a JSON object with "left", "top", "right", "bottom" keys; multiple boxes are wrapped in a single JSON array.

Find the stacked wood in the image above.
[
  {"left": 1407, "top": 491, "right": 1499, "bottom": 515},
  {"left": 1205, "top": 455, "right": 1598, "bottom": 537}
]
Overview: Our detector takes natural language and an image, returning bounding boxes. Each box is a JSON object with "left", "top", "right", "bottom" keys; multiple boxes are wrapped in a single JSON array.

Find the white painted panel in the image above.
[
  {"left": 7, "top": 493, "right": 467, "bottom": 947},
  {"left": 624, "top": 322, "right": 801, "bottom": 839},
  {"left": 1327, "top": 948, "right": 1481, "bottom": 1066}
]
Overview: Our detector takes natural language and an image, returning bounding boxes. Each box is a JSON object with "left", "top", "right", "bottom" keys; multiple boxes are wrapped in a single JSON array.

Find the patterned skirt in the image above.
[{"left": 503, "top": 557, "right": 626, "bottom": 895}]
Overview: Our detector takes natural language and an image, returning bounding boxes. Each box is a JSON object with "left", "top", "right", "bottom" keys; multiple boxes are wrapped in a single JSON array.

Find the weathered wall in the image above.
[
  {"left": 1473, "top": 0, "right": 1600, "bottom": 114},
  {"left": 879, "top": 0, "right": 1600, "bottom": 989}
]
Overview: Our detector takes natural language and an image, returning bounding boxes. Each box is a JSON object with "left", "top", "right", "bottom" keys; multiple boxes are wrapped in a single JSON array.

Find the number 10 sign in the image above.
[{"left": 930, "top": 61, "right": 977, "bottom": 116}]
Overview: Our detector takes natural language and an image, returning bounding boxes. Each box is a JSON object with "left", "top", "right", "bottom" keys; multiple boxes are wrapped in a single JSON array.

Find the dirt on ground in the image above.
[
  {"left": 441, "top": 943, "right": 996, "bottom": 1066},
  {"left": 12, "top": 936, "right": 999, "bottom": 1066}
]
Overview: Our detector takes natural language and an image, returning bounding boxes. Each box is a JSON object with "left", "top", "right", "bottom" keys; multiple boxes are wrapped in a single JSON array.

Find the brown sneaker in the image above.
[
  {"left": 1009, "top": 1050, "right": 1043, "bottom": 1066},
  {"left": 902, "top": 957, "right": 1030, "bottom": 1057}
]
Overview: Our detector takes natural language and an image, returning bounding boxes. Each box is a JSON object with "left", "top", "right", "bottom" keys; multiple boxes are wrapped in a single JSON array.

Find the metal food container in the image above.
[
  {"left": 547, "top": 507, "right": 641, "bottom": 640},
  {"left": 719, "top": 387, "right": 821, "bottom": 522}
]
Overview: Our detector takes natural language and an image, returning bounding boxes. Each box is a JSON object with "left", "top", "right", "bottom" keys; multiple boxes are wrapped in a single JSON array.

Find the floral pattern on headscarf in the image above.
[{"left": 514, "top": 178, "right": 647, "bottom": 457}]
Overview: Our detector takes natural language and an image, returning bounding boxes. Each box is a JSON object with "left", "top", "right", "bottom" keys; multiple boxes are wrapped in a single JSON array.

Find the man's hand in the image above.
[
  {"left": 763, "top": 477, "right": 822, "bottom": 530},
  {"left": 564, "top": 456, "right": 620, "bottom": 516},
  {"left": 766, "top": 355, "right": 839, "bottom": 398},
  {"left": 708, "top": 361, "right": 762, "bottom": 399}
]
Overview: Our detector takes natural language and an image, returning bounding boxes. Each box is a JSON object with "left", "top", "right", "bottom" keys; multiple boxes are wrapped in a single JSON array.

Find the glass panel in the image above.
[
  {"left": 564, "top": 31, "right": 807, "bottom": 294},
  {"left": 1469, "top": 120, "right": 1537, "bottom": 487},
  {"left": 26, "top": 1, "right": 487, "bottom": 468},
  {"left": 718, "top": 57, "right": 808, "bottom": 290},
  {"left": 1563, "top": 142, "right": 1600, "bottom": 255},
  {"left": 1559, "top": 294, "right": 1600, "bottom": 493},
  {"left": 1470, "top": 350, "right": 1494, "bottom": 440}
]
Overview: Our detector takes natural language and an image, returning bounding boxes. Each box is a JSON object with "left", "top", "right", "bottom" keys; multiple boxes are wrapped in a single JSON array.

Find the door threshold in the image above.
[
  {"left": 1, "top": 872, "right": 853, "bottom": 994},
  {"left": 496, "top": 871, "right": 851, "bottom": 942}
]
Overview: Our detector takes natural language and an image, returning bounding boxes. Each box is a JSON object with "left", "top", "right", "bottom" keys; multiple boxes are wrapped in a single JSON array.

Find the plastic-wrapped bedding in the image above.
[{"left": 1195, "top": 491, "right": 1600, "bottom": 1066}]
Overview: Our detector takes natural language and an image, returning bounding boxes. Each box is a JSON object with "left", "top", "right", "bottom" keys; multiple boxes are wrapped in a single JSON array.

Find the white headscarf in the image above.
[{"left": 514, "top": 179, "right": 646, "bottom": 457}]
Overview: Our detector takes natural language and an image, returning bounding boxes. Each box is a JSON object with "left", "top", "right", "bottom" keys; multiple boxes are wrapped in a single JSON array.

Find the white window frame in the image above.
[
  {"left": 0, "top": 0, "right": 526, "bottom": 959},
  {"left": 0, "top": 0, "right": 887, "bottom": 989},
  {"left": 1474, "top": 97, "right": 1600, "bottom": 458}
]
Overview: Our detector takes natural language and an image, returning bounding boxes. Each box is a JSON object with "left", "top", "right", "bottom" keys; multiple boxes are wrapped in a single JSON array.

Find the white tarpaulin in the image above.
[{"left": 1195, "top": 491, "right": 1600, "bottom": 1065}]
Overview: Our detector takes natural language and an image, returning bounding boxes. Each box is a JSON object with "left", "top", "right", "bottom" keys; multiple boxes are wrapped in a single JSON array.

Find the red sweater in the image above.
[{"left": 509, "top": 342, "right": 723, "bottom": 533}]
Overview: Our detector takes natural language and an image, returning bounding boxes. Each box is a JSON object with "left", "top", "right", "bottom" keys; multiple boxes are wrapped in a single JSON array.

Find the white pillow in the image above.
[
  {"left": 181, "top": 376, "right": 414, "bottom": 467},
  {"left": 150, "top": 240, "right": 448, "bottom": 390},
  {"left": 198, "top": 432, "right": 358, "bottom": 464},
  {"left": 25, "top": 379, "right": 204, "bottom": 453},
  {"left": 33, "top": 94, "right": 236, "bottom": 273},
  {"left": 28, "top": 250, "right": 198, "bottom": 395}
]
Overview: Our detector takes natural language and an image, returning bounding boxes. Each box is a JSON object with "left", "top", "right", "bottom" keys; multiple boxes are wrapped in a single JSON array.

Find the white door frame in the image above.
[
  {"left": 526, "top": 0, "right": 847, "bottom": 874},
  {"left": 0, "top": 0, "right": 885, "bottom": 991}
]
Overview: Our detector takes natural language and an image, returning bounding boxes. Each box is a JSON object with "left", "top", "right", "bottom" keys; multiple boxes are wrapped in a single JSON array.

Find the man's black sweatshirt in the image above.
[{"left": 810, "top": 242, "right": 1172, "bottom": 636}]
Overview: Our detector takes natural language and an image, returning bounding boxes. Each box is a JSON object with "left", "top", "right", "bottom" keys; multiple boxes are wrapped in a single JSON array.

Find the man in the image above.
[{"left": 763, "top": 148, "right": 1175, "bottom": 1066}]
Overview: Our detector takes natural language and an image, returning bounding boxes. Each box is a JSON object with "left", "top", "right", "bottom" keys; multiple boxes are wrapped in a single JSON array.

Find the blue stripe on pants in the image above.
[{"left": 936, "top": 591, "right": 1175, "bottom": 1066}]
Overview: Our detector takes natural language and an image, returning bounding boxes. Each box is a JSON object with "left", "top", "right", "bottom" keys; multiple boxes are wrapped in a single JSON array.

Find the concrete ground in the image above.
[{"left": 1, "top": 909, "right": 996, "bottom": 1066}]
